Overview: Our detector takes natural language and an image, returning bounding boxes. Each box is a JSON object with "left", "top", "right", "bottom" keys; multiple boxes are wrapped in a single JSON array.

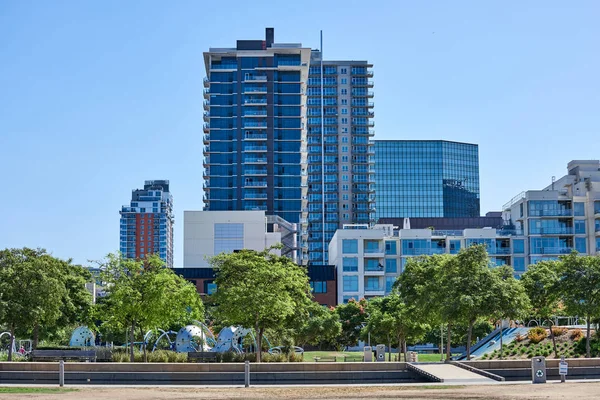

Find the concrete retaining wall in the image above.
[
  {"left": 463, "top": 358, "right": 600, "bottom": 381},
  {"left": 0, "top": 362, "right": 420, "bottom": 385}
]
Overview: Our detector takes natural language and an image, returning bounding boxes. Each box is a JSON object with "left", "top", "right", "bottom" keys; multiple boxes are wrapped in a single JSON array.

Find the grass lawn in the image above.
[
  {"left": 0, "top": 388, "right": 78, "bottom": 394},
  {"left": 302, "top": 351, "right": 447, "bottom": 362}
]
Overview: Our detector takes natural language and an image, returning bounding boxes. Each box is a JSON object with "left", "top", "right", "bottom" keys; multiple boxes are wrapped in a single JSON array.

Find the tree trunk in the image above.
[
  {"left": 466, "top": 320, "right": 474, "bottom": 360},
  {"left": 257, "top": 328, "right": 263, "bottom": 363},
  {"left": 499, "top": 321, "right": 504, "bottom": 360},
  {"left": 403, "top": 338, "right": 407, "bottom": 363},
  {"left": 142, "top": 328, "right": 148, "bottom": 363},
  {"left": 130, "top": 321, "right": 136, "bottom": 363},
  {"left": 548, "top": 320, "right": 557, "bottom": 358},
  {"left": 586, "top": 317, "right": 591, "bottom": 358},
  {"left": 398, "top": 334, "right": 403, "bottom": 362},
  {"left": 8, "top": 325, "right": 14, "bottom": 362},
  {"left": 33, "top": 323, "right": 39, "bottom": 350},
  {"left": 445, "top": 323, "right": 452, "bottom": 362}
]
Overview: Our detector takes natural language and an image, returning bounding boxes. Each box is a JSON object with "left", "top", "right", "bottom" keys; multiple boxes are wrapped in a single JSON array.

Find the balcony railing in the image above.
[
  {"left": 364, "top": 247, "right": 383, "bottom": 254},
  {"left": 532, "top": 247, "right": 575, "bottom": 255},
  {"left": 244, "top": 181, "right": 268, "bottom": 187},
  {"left": 244, "top": 98, "right": 267, "bottom": 105},
  {"left": 530, "top": 227, "right": 574, "bottom": 235},
  {"left": 245, "top": 133, "right": 267, "bottom": 140},
  {"left": 243, "top": 121, "right": 268, "bottom": 128},
  {"left": 403, "top": 248, "right": 445, "bottom": 256},
  {"left": 529, "top": 209, "right": 573, "bottom": 217},
  {"left": 244, "top": 145, "right": 267, "bottom": 152}
]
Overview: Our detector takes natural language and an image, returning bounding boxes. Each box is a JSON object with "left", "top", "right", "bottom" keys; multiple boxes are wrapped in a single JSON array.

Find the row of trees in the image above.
[{"left": 2, "top": 245, "right": 600, "bottom": 362}]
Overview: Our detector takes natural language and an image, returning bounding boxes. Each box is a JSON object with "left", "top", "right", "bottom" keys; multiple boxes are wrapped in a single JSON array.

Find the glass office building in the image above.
[
  {"left": 305, "top": 51, "right": 375, "bottom": 265},
  {"left": 374, "top": 140, "right": 480, "bottom": 220},
  {"left": 202, "top": 28, "right": 310, "bottom": 226}
]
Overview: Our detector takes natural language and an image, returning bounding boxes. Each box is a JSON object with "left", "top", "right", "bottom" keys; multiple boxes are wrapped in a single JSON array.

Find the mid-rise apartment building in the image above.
[
  {"left": 503, "top": 160, "right": 600, "bottom": 263},
  {"left": 305, "top": 50, "right": 375, "bottom": 265},
  {"left": 374, "top": 140, "right": 480, "bottom": 220},
  {"left": 329, "top": 225, "right": 524, "bottom": 304},
  {"left": 119, "top": 180, "right": 174, "bottom": 268}
]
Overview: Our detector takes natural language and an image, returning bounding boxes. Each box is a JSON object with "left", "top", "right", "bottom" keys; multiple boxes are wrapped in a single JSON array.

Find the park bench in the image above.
[
  {"left": 187, "top": 352, "right": 218, "bottom": 363},
  {"left": 343, "top": 355, "right": 364, "bottom": 362},
  {"left": 31, "top": 350, "right": 96, "bottom": 362},
  {"left": 313, "top": 356, "right": 337, "bottom": 362}
]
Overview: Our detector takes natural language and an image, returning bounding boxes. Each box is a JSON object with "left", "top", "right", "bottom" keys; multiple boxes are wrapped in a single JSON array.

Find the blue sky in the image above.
[{"left": 1, "top": 1, "right": 599, "bottom": 266}]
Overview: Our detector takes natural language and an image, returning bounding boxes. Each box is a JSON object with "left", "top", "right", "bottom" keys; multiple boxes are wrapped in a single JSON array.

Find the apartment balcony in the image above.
[
  {"left": 243, "top": 110, "right": 268, "bottom": 117},
  {"left": 364, "top": 267, "right": 385, "bottom": 276},
  {"left": 532, "top": 247, "right": 575, "bottom": 255},
  {"left": 203, "top": 123, "right": 209, "bottom": 133},
  {"left": 203, "top": 100, "right": 209, "bottom": 111},
  {"left": 202, "top": 157, "right": 210, "bottom": 167},
  {"left": 243, "top": 121, "right": 268, "bottom": 129},
  {"left": 244, "top": 145, "right": 268, "bottom": 152},
  {"left": 244, "top": 205, "right": 268, "bottom": 211},
  {"left": 210, "top": 64, "right": 238, "bottom": 71},
  {"left": 367, "top": 91, "right": 374, "bottom": 98},
  {"left": 493, "top": 248, "right": 512, "bottom": 255},
  {"left": 243, "top": 87, "right": 267, "bottom": 94},
  {"left": 202, "top": 134, "right": 209, "bottom": 144},
  {"left": 367, "top": 121, "right": 375, "bottom": 127},
  {"left": 203, "top": 88, "right": 210, "bottom": 99},
  {"left": 364, "top": 287, "right": 385, "bottom": 296},
  {"left": 529, "top": 228, "right": 574, "bottom": 235},
  {"left": 244, "top": 157, "right": 267, "bottom": 164},
  {"left": 529, "top": 210, "right": 573, "bottom": 217},
  {"left": 595, "top": 211, "right": 600, "bottom": 219},
  {"left": 367, "top": 70, "right": 374, "bottom": 77},
  {"left": 244, "top": 181, "right": 268, "bottom": 188},
  {"left": 244, "top": 193, "right": 268, "bottom": 200},
  {"left": 244, "top": 98, "right": 268, "bottom": 105},
  {"left": 402, "top": 248, "right": 445, "bottom": 256},
  {"left": 203, "top": 77, "right": 209, "bottom": 88},
  {"left": 244, "top": 169, "right": 267, "bottom": 176},
  {"left": 245, "top": 133, "right": 268, "bottom": 140},
  {"left": 244, "top": 75, "right": 267, "bottom": 82},
  {"left": 364, "top": 249, "right": 384, "bottom": 258},
  {"left": 595, "top": 228, "right": 600, "bottom": 237},
  {"left": 203, "top": 112, "right": 210, "bottom": 123}
]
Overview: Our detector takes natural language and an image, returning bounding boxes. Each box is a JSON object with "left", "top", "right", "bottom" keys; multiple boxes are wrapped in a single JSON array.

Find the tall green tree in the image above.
[
  {"left": 0, "top": 248, "right": 66, "bottom": 360},
  {"left": 521, "top": 260, "right": 562, "bottom": 357},
  {"left": 100, "top": 253, "right": 204, "bottom": 362},
  {"left": 558, "top": 252, "right": 600, "bottom": 358},
  {"left": 334, "top": 298, "right": 368, "bottom": 348},
  {"left": 210, "top": 248, "right": 312, "bottom": 362},
  {"left": 490, "top": 266, "right": 531, "bottom": 359},
  {"left": 294, "top": 302, "right": 341, "bottom": 349}
]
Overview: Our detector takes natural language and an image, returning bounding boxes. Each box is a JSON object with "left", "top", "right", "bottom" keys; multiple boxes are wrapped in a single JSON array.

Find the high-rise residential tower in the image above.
[
  {"left": 374, "top": 140, "right": 480, "bottom": 221},
  {"left": 305, "top": 51, "right": 375, "bottom": 265},
  {"left": 119, "top": 180, "right": 174, "bottom": 268},
  {"left": 202, "top": 28, "right": 310, "bottom": 228}
]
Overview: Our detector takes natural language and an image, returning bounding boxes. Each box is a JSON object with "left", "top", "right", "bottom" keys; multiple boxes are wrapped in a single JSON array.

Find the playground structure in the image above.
[
  {"left": 0, "top": 332, "right": 32, "bottom": 356},
  {"left": 68, "top": 321, "right": 303, "bottom": 355}
]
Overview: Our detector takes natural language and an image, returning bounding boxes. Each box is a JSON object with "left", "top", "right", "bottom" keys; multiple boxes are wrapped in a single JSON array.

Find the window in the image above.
[
  {"left": 214, "top": 223, "right": 244, "bottom": 254},
  {"left": 342, "top": 156, "right": 348, "bottom": 162},
  {"left": 342, "top": 146, "right": 348, "bottom": 152},
  {"left": 341, "top": 89, "right": 347, "bottom": 95},
  {"left": 449, "top": 240, "right": 461, "bottom": 254},
  {"left": 513, "top": 239, "right": 525, "bottom": 254},
  {"left": 342, "top": 184, "right": 349, "bottom": 191},
  {"left": 342, "top": 127, "right": 348, "bottom": 133},
  {"left": 385, "top": 241, "right": 397, "bottom": 255},
  {"left": 310, "top": 281, "right": 327, "bottom": 293},
  {"left": 365, "top": 277, "right": 381, "bottom": 291},
  {"left": 343, "top": 276, "right": 358, "bottom": 292},
  {"left": 342, "top": 239, "right": 358, "bottom": 254},
  {"left": 341, "top": 68, "right": 347, "bottom": 74},
  {"left": 364, "top": 240, "right": 380, "bottom": 253},
  {"left": 342, "top": 175, "right": 349, "bottom": 181},
  {"left": 343, "top": 213, "right": 349, "bottom": 219},
  {"left": 342, "top": 166, "right": 349, "bottom": 171},
  {"left": 365, "top": 258, "right": 383, "bottom": 271},
  {"left": 341, "top": 118, "right": 348, "bottom": 124},
  {"left": 342, "top": 136, "right": 348, "bottom": 143},
  {"left": 574, "top": 202, "right": 585, "bottom": 216},
  {"left": 341, "top": 108, "right": 348, "bottom": 114},
  {"left": 342, "top": 194, "right": 349, "bottom": 200},
  {"left": 341, "top": 78, "right": 347, "bottom": 84},
  {"left": 341, "top": 99, "right": 347, "bottom": 105},
  {"left": 575, "top": 220, "right": 586, "bottom": 234},
  {"left": 206, "top": 283, "right": 217, "bottom": 295},
  {"left": 385, "top": 258, "right": 397, "bottom": 273},
  {"left": 575, "top": 237, "right": 587, "bottom": 253},
  {"left": 513, "top": 257, "right": 526, "bottom": 272},
  {"left": 342, "top": 257, "right": 358, "bottom": 271}
]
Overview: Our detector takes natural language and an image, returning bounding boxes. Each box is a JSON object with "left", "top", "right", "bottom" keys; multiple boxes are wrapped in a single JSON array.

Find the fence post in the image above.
[
  {"left": 59, "top": 360, "right": 65, "bottom": 387},
  {"left": 244, "top": 360, "right": 250, "bottom": 388}
]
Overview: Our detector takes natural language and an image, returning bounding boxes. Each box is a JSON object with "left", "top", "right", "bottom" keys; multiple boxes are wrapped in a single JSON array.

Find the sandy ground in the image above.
[{"left": 2, "top": 382, "right": 600, "bottom": 400}]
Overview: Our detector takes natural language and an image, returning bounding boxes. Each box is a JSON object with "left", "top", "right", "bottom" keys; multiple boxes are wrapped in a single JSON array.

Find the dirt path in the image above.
[{"left": 1, "top": 382, "right": 599, "bottom": 400}]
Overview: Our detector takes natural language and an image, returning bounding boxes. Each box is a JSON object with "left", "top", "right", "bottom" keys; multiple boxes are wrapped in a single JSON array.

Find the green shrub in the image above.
[
  {"left": 552, "top": 327, "right": 568, "bottom": 337},
  {"left": 528, "top": 327, "right": 548, "bottom": 344},
  {"left": 288, "top": 352, "right": 304, "bottom": 362}
]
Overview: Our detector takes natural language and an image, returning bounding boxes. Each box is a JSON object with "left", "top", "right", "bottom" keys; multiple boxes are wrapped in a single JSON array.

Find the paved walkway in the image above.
[{"left": 412, "top": 363, "right": 497, "bottom": 384}]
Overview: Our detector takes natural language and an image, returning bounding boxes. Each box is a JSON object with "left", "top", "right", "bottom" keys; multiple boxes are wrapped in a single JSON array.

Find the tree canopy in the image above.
[{"left": 210, "top": 247, "right": 312, "bottom": 362}]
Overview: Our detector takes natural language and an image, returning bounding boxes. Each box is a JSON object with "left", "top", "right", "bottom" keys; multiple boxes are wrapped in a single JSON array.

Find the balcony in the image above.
[
  {"left": 364, "top": 287, "right": 385, "bottom": 295},
  {"left": 367, "top": 91, "right": 374, "bottom": 98},
  {"left": 243, "top": 121, "right": 268, "bottom": 129},
  {"left": 203, "top": 100, "right": 209, "bottom": 111},
  {"left": 532, "top": 247, "right": 575, "bottom": 255},
  {"left": 367, "top": 121, "right": 375, "bottom": 127},
  {"left": 244, "top": 193, "right": 268, "bottom": 199},
  {"left": 402, "top": 248, "right": 445, "bottom": 256},
  {"left": 245, "top": 75, "right": 267, "bottom": 82},
  {"left": 530, "top": 227, "right": 574, "bottom": 235},
  {"left": 244, "top": 157, "right": 267, "bottom": 164},
  {"left": 203, "top": 77, "right": 209, "bottom": 88},
  {"left": 245, "top": 133, "right": 268, "bottom": 140},
  {"left": 203, "top": 88, "right": 210, "bottom": 99},
  {"left": 202, "top": 134, "right": 209, "bottom": 144},
  {"left": 243, "top": 109, "right": 267, "bottom": 117},
  {"left": 529, "top": 209, "right": 573, "bottom": 217},
  {"left": 244, "top": 169, "right": 267, "bottom": 176},
  {"left": 244, "top": 98, "right": 267, "bottom": 105},
  {"left": 244, "top": 205, "right": 267, "bottom": 211},
  {"left": 244, "top": 181, "right": 268, "bottom": 187},
  {"left": 210, "top": 64, "right": 238, "bottom": 70},
  {"left": 493, "top": 248, "right": 512, "bottom": 255},
  {"left": 244, "top": 145, "right": 267, "bottom": 152},
  {"left": 203, "top": 112, "right": 209, "bottom": 123},
  {"left": 203, "top": 123, "right": 209, "bottom": 133},
  {"left": 243, "top": 87, "right": 267, "bottom": 94}
]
